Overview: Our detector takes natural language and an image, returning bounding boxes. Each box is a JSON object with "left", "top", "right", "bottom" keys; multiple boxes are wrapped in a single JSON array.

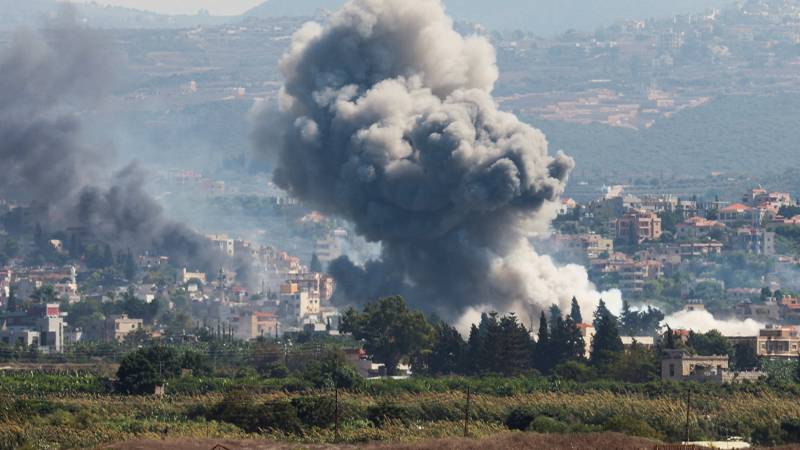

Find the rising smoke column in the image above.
[
  {"left": 254, "top": 0, "right": 620, "bottom": 322},
  {"left": 0, "top": 17, "right": 229, "bottom": 275}
]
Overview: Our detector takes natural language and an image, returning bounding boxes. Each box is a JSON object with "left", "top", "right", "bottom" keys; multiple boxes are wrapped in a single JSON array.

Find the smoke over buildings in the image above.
[
  {"left": 0, "top": 17, "right": 227, "bottom": 275},
  {"left": 253, "top": 0, "right": 621, "bottom": 323}
]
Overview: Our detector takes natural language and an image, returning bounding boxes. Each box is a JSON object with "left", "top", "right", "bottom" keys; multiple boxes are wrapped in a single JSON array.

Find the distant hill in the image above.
[
  {"left": 245, "top": 0, "right": 731, "bottom": 35},
  {"left": 525, "top": 94, "right": 800, "bottom": 179},
  {"left": 0, "top": 0, "right": 229, "bottom": 30}
]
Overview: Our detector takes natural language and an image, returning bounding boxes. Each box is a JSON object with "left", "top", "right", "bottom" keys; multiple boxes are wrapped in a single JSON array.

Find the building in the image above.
[
  {"left": 621, "top": 336, "right": 655, "bottom": 350},
  {"left": 280, "top": 290, "right": 320, "bottom": 324},
  {"left": 732, "top": 228, "right": 775, "bottom": 256},
  {"left": 104, "top": 315, "right": 144, "bottom": 342},
  {"left": 612, "top": 209, "right": 662, "bottom": 244},
  {"left": 314, "top": 229, "right": 348, "bottom": 265},
  {"left": 718, "top": 203, "right": 754, "bottom": 225},
  {"left": 619, "top": 260, "right": 662, "bottom": 296},
  {"left": 676, "top": 216, "right": 725, "bottom": 240},
  {"left": 661, "top": 349, "right": 761, "bottom": 383},
  {"left": 207, "top": 234, "right": 235, "bottom": 257},
  {"left": 756, "top": 326, "right": 800, "bottom": 359},
  {"left": 735, "top": 301, "right": 781, "bottom": 322},
  {"left": 678, "top": 241, "right": 723, "bottom": 258},
  {"left": 0, "top": 303, "right": 67, "bottom": 353},
  {"left": 235, "top": 311, "right": 279, "bottom": 340},
  {"left": 555, "top": 233, "right": 614, "bottom": 259},
  {"left": 661, "top": 349, "right": 729, "bottom": 382},
  {"left": 180, "top": 268, "right": 207, "bottom": 285}
]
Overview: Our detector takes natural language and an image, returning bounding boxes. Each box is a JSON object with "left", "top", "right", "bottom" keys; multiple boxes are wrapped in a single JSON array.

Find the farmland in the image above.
[{"left": 2, "top": 372, "right": 800, "bottom": 449}]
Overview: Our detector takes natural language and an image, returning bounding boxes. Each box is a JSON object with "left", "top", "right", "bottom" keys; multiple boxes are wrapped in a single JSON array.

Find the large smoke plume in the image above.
[
  {"left": 0, "top": 15, "right": 230, "bottom": 276},
  {"left": 254, "top": 0, "right": 620, "bottom": 323}
]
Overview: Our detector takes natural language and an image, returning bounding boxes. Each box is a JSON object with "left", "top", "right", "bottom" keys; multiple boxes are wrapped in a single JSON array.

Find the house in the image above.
[
  {"left": 755, "top": 326, "right": 800, "bottom": 359},
  {"left": 675, "top": 216, "right": 725, "bottom": 240},
  {"left": 718, "top": 203, "right": 754, "bottom": 225},
  {"left": 732, "top": 228, "right": 775, "bottom": 256},
  {"left": 611, "top": 209, "right": 662, "bottom": 244},
  {"left": 0, "top": 303, "right": 67, "bottom": 353},
  {"left": 180, "top": 268, "right": 207, "bottom": 285},
  {"left": 235, "top": 311, "right": 279, "bottom": 340},
  {"left": 661, "top": 349, "right": 729, "bottom": 383},
  {"left": 104, "top": 315, "right": 144, "bottom": 342},
  {"left": 678, "top": 241, "right": 723, "bottom": 258},
  {"left": 735, "top": 301, "right": 781, "bottom": 322},
  {"left": 619, "top": 260, "right": 662, "bottom": 296},
  {"left": 621, "top": 336, "right": 655, "bottom": 350}
]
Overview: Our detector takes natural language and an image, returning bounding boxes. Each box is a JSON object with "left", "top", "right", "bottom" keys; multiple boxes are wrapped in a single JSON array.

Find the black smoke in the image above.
[
  {"left": 0, "top": 15, "right": 231, "bottom": 278},
  {"left": 253, "top": 0, "right": 613, "bottom": 323}
]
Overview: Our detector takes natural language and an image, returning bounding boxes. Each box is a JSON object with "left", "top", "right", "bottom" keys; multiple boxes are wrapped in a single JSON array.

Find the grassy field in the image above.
[{"left": 3, "top": 373, "right": 800, "bottom": 449}]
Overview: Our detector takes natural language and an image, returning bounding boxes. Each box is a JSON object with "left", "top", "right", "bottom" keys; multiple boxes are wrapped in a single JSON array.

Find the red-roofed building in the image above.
[{"left": 718, "top": 203, "right": 754, "bottom": 225}]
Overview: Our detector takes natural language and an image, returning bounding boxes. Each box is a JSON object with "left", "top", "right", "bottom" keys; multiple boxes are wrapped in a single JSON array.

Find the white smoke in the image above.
[{"left": 662, "top": 310, "right": 762, "bottom": 336}]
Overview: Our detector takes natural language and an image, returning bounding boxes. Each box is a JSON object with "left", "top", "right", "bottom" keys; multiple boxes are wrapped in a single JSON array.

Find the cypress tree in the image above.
[
  {"left": 570, "top": 296, "right": 583, "bottom": 324},
  {"left": 563, "top": 314, "right": 587, "bottom": 360},
  {"left": 533, "top": 311, "right": 552, "bottom": 373},
  {"left": 590, "top": 299, "right": 624, "bottom": 369},
  {"left": 549, "top": 304, "right": 562, "bottom": 327}
]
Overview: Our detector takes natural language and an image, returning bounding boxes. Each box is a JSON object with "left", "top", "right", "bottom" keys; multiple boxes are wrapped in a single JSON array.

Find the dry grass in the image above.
[{"left": 99, "top": 431, "right": 664, "bottom": 450}]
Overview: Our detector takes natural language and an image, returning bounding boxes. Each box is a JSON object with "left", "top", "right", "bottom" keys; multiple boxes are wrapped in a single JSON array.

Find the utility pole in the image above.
[
  {"left": 334, "top": 357, "right": 340, "bottom": 443},
  {"left": 685, "top": 388, "right": 691, "bottom": 442},
  {"left": 464, "top": 386, "right": 471, "bottom": 438}
]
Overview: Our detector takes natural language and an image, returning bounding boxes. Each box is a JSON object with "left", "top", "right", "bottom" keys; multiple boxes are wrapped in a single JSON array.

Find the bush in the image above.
[
  {"left": 366, "top": 401, "right": 423, "bottom": 426},
  {"left": 552, "top": 361, "right": 594, "bottom": 382},
  {"left": 505, "top": 407, "right": 536, "bottom": 431},
  {"left": 527, "top": 416, "right": 569, "bottom": 433},
  {"left": 291, "top": 396, "right": 336, "bottom": 428},
  {"left": 603, "top": 414, "right": 663, "bottom": 440}
]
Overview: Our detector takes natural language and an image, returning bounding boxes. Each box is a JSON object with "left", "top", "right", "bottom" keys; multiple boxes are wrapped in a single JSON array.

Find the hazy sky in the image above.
[{"left": 68, "top": 0, "right": 265, "bottom": 16}]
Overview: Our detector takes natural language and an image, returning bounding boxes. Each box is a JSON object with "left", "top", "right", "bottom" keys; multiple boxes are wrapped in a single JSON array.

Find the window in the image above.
[{"left": 669, "top": 364, "right": 675, "bottom": 377}]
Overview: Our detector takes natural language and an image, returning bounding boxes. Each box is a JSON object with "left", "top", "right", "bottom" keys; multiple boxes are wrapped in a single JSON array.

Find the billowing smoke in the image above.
[
  {"left": 0, "top": 16, "right": 230, "bottom": 277},
  {"left": 663, "top": 310, "right": 762, "bottom": 337},
  {"left": 254, "top": 0, "right": 620, "bottom": 322}
]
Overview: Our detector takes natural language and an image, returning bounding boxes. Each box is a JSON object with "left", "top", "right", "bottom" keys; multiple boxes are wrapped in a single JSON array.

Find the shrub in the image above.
[
  {"left": 603, "top": 414, "right": 663, "bottom": 440},
  {"left": 552, "top": 361, "right": 594, "bottom": 382},
  {"left": 527, "top": 416, "right": 569, "bottom": 433},
  {"left": 505, "top": 407, "right": 536, "bottom": 431}
]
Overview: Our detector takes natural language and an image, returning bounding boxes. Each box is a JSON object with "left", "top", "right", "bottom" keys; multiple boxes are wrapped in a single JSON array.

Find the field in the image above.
[{"left": 3, "top": 373, "right": 800, "bottom": 449}]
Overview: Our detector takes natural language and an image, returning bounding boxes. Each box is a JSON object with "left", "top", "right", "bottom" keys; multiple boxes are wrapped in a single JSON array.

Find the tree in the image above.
[
  {"left": 533, "top": 311, "right": 552, "bottom": 373},
  {"left": 497, "top": 313, "right": 532, "bottom": 375},
  {"left": 31, "top": 285, "right": 59, "bottom": 304},
  {"left": 687, "top": 330, "right": 732, "bottom": 356},
  {"left": 340, "top": 296, "right": 433, "bottom": 376},
  {"left": 309, "top": 253, "right": 323, "bottom": 273},
  {"left": 733, "top": 341, "right": 759, "bottom": 371},
  {"left": 420, "top": 320, "right": 465, "bottom": 375},
  {"left": 590, "top": 300, "right": 623, "bottom": 368},
  {"left": 5, "top": 288, "right": 19, "bottom": 313},
  {"left": 549, "top": 304, "right": 562, "bottom": 325},
  {"left": 563, "top": 314, "right": 586, "bottom": 361},
  {"left": 116, "top": 346, "right": 181, "bottom": 394},
  {"left": 664, "top": 325, "right": 677, "bottom": 350},
  {"left": 122, "top": 249, "right": 137, "bottom": 281},
  {"left": 570, "top": 296, "right": 583, "bottom": 324},
  {"left": 609, "top": 340, "right": 658, "bottom": 382}
]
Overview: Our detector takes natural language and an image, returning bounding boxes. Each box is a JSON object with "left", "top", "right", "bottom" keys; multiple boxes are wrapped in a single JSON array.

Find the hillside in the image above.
[
  {"left": 527, "top": 94, "right": 800, "bottom": 179},
  {"left": 0, "top": 0, "right": 228, "bottom": 30},
  {"left": 246, "top": 0, "right": 730, "bottom": 35}
]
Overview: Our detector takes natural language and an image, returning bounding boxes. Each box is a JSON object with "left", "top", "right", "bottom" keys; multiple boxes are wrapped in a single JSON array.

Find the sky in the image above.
[{"left": 68, "top": 0, "right": 265, "bottom": 16}]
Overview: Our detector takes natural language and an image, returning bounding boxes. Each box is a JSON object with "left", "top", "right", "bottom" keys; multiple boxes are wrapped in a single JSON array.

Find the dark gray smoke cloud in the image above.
[
  {"left": 0, "top": 16, "right": 231, "bottom": 277},
  {"left": 253, "top": 0, "right": 619, "bottom": 323}
]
